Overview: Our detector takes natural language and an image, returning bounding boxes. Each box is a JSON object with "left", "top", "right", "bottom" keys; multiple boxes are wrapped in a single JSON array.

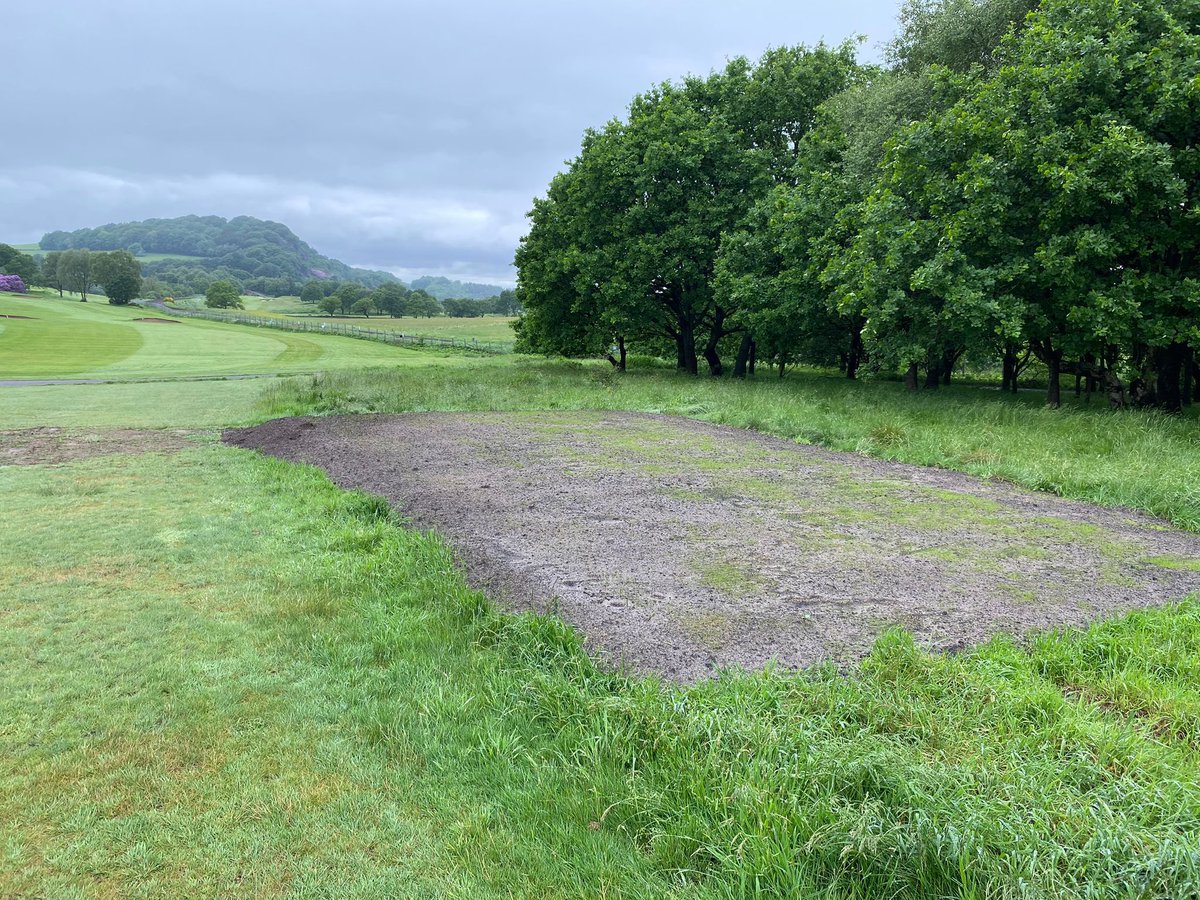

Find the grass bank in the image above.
[{"left": 261, "top": 359, "right": 1200, "bottom": 530}]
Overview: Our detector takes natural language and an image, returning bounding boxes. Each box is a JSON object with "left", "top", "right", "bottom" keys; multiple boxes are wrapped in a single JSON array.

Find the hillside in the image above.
[
  {"left": 39, "top": 215, "right": 399, "bottom": 296},
  {"left": 410, "top": 274, "right": 504, "bottom": 301}
]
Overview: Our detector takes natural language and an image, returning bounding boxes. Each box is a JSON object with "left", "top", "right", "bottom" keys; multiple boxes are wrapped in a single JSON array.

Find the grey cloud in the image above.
[{"left": 7, "top": 0, "right": 899, "bottom": 283}]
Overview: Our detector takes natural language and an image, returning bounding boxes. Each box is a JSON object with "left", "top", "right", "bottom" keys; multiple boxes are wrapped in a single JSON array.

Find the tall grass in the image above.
[{"left": 261, "top": 359, "right": 1200, "bottom": 530}]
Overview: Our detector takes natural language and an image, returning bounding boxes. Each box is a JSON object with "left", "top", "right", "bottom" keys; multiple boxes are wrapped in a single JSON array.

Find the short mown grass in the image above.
[{"left": 0, "top": 291, "right": 468, "bottom": 380}]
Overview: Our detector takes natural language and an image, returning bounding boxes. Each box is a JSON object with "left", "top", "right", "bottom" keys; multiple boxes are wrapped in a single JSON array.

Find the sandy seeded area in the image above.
[{"left": 226, "top": 411, "right": 1200, "bottom": 681}]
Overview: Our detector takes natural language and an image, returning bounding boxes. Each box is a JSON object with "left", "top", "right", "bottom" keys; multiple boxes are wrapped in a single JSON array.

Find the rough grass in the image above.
[{"left": 260, "top": 359, "right": 1200, "bottom": 530}]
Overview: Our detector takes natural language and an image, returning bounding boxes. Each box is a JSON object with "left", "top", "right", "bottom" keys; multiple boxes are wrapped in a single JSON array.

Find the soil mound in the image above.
[
  {"left": 133, "top": 317, "right": 180, "bottom": 324},
  {"left": 225, "top": 411, "right": 1200, "bottom": 680}
]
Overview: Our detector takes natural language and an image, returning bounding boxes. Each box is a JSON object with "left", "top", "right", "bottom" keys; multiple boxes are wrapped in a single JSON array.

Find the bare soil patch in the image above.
[
  {"left": 133, "top": 317, "right": 181, "bottom": 324},
  {"left": 226, "top": 412, "right": 1200, "bottom": 680},
  {"left": 0, "top": 314, "right": 35, "bottom": 320},
  {"left": 1, "top": 427, "right": 199, "bottom": 466}
]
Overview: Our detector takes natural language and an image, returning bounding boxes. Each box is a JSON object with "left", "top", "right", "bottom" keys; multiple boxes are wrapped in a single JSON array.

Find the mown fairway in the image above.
[
  {"left": 4, "top": 308, "right": 1200, "bottom": 897},
  {"left": 0, "top": 291, "right": 467, "bottom": 380}
]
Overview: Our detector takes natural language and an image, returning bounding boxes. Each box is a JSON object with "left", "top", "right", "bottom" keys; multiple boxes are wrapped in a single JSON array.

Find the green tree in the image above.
[
  {"left": 205, "top": 280, "right": 244, "bottom": 309},
  {"left": 516, "top": 44, "right": 859, "bottom": 375},
  {"left": 350, "top": 297, "right": 375, "bottom": 317},
  {"left": 0, "top": 245, "right": 38, "bottom": 283},
  {"left": 41, "top": 251, "right": 63, "bottom": 296},
  {"left": 405, "top": 289, "right": 442, "bottom": 317},
  {"left": 300, "top": 280, "right": 325, "bottom": 304},
  {"left": 855, "top": 0, "right": 1200, "bottom": 408},
  {"left": 370, "top": 282, "right": 410, "bottom": 317},
  {"left": 57, "top": 249, "right": 94, "bottom": 301},
  {"left": 318, "top": 295, "right": 340, "bottom": 316},
  {"left": 333, "top": 283, "right": 365, "bottom": 315},
  {"left": 94, "top": 250, "right": 143, "bottom": 305}
]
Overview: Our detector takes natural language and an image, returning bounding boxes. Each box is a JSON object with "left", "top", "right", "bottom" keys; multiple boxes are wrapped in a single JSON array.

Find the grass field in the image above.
[
  {"left": 0, "top": 291, "right": 472, "bottom": 380},
  {"left": 5, "top": 302, "right": 1200, "bottom": 897},
  {"left": 2, "top": 244, "right": 201, "bottom": 264},
  {"left": 171, "top": 295, "right": 517, "bottom": 344}
]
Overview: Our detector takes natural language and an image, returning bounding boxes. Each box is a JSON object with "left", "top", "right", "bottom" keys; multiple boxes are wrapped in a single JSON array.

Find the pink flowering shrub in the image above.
[{"left": 0, "top": 274, "right": 26, "bottom": 293}]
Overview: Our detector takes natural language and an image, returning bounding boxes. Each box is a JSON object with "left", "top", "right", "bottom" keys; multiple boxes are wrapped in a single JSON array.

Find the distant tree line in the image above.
[
  {"left": 298, "top": 281, "right": 519, "bottom": 319},
  {"left": 409, "top": 274, "right": 510, "bottom": 301},
  {"left": 515, "top": 0, "right": 1200, "bottom": 411}
]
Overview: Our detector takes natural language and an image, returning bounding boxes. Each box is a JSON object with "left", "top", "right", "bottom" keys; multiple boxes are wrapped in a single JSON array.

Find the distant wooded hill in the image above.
[
  {"left": 39, "top": 215, "right": 399, "bottom": 296},
  {"left": 410, "top": 275, "right": 504, "bottom": 301}
]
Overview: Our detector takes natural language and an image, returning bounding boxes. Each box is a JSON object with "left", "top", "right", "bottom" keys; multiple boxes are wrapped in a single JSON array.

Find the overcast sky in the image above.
[{"left": 6, "top": 1, "right": 899, "bottom": 284}]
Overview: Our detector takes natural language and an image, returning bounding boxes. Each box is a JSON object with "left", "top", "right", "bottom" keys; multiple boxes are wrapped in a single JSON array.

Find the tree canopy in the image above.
[
  {"left": 514, "top": 0, "right": 1200, "bottom": 410},
  {"left": 205, "top": 280, "right": 243, "bottom": 309}
]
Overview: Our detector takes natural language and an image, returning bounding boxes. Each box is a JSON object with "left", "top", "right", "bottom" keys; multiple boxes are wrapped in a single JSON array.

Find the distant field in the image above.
[
  {"left": 136, "top": 252, "right": 206, "bottom": 263},
  {"left": 302, "top": 314, "right": 517, "bottom": 343},
  {"left": 0, "top": 290, "right": 471, "bottom": 380},
  {"left": 2, "top": 244, "right": 202, "bottom": 264},
  {"left": 173, "top": 295, "right": 516, "bottom": 345}
]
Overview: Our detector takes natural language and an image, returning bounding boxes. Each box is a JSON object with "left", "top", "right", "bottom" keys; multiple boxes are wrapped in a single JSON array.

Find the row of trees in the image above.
[
  {"left": 298, "top": 280, "right": 519, "bottom": 318},
  {"left": 515, "top": 0, "right": 1199, "bottom": 410},
  {"left": 37, "top": 249, "right": 144, "bottom": 305}
]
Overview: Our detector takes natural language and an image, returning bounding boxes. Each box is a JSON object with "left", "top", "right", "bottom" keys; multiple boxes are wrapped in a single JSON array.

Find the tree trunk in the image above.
[
  {"left": 606, "top": 336, "right": 627, "bottom": 372},
  {"left": 940, "top": 347, "right": 956, "bottom": 385},
  {"left": 778, "top": 354, "right": 788, "bottom": 379},
  {"left": 904, "top": 362, "right": 919, "bottom": 392},
  {"left": 1046, "top": 351, "right": 1062, "bottom": 408},
  {"left": 733, "top": 333, "right": 753, "bottom": 378},
  {"left": 1002, "top": 346, "right": 1016, "bottom": 393},
  {"left": 748, "top": 341, "right": 757, "bottom": 376},
  {"left": 924, "top": 360, "right": 941, "bottom": 390},
  {"left": 1103, "top": 366, "right": 1126, "bottom": 410},
  {"left": 846, "top": 325, "right": 863, "bottom": 380},
  {"left": 674, "top": 321, "right": 698, "bottom": 374},
  {"left": 702, "top": 308, "right": 727, "bottom": 376}
]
